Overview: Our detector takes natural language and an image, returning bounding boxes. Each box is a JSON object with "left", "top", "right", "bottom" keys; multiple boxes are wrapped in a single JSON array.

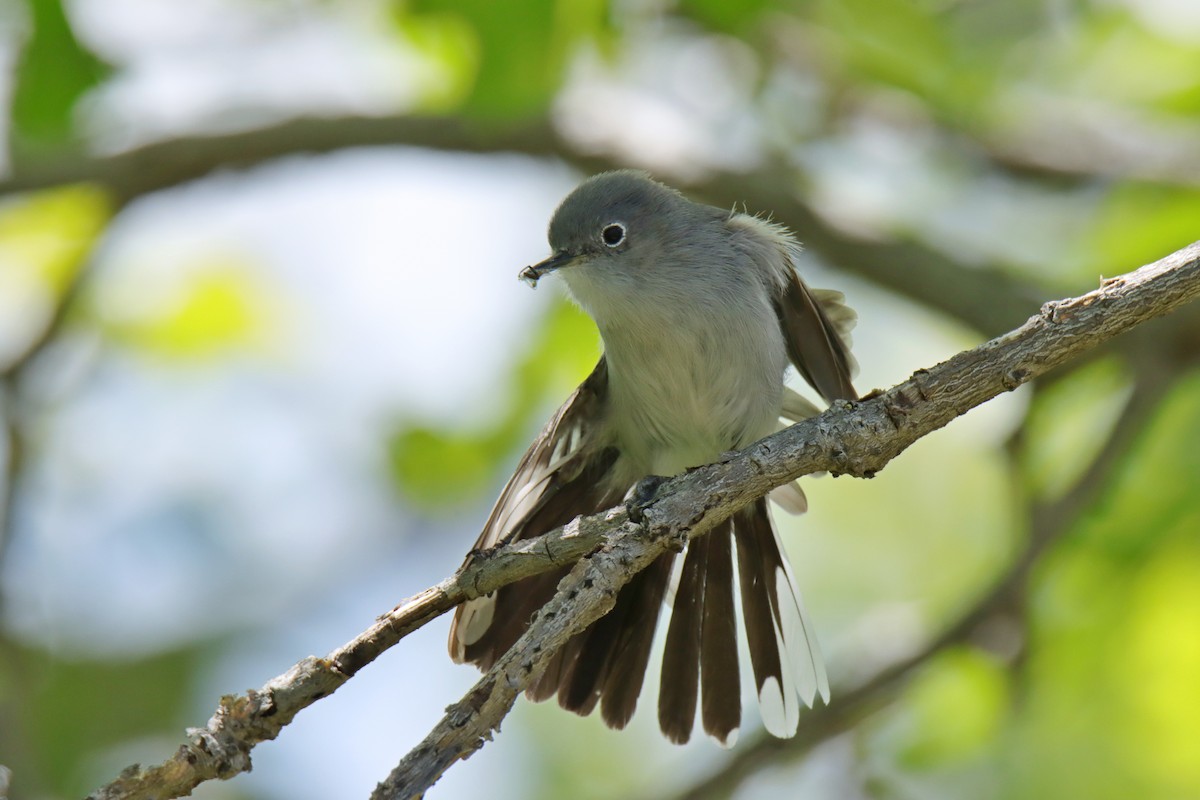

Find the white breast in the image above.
[{"left": 601, "top": 298, "right": 788, "bottom": 478}]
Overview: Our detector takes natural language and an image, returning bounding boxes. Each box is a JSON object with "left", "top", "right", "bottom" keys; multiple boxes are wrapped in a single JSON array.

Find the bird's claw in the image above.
[{"left": 626, "top": 475, "right": 667, "bottom": 523}]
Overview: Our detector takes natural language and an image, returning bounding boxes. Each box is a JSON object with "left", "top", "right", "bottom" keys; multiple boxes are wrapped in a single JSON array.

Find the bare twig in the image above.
[
  {"left": 84, "top": 241, "right": 1200, "bottom": 800},
  {"left": 83, "top": 511, "right": 621, "bottom": 800}
]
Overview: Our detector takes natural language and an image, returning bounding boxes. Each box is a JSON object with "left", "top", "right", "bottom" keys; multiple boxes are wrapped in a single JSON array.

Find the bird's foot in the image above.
[{"left": 626, "top": 475, "right": 668, "bottom": 523}]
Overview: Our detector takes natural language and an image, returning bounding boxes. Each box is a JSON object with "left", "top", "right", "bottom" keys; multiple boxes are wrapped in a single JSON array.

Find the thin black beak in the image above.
[{"left": 519, "top": 251, "right": 576, "bottom": 287}]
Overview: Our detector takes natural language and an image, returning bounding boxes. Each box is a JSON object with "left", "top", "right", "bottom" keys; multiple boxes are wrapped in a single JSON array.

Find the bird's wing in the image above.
[
  {"left": 471, "top": 356, "right": 612, "bottom": 552},
  {"left": 774, "top": 276, "right": 859, "bottom": 402},
  {"left": 450, "top": 357, "right": 618, "bottom": 661},
  {"left": 725, "top": 212, "right": 858, "bottom": 403}
]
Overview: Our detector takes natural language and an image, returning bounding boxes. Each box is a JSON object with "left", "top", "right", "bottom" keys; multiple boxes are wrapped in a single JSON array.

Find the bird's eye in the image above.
[{"left": 601, "top": 223, "right": 626, "bottom": 247}]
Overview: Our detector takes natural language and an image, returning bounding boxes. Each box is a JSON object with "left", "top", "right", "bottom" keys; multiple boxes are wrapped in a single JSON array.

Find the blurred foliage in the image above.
[
  {"left": 92, "top": 257, "right": 280, "bottom": 360},
  {"left": 10, "top": 0, "right": 110, "bottom": 150},
  {"left": 1073, "top": 371, "right": 1200, "bottom": 561},
  {"left": 0, "top": 185, "right": 110, "bottom": 293},
  {"left": 1090, "top": 183, "right": 1200, "bottom": 277},
  {"left": 886, "top": 647, "right": 1010, "bottom": 768},
  {"left": 1020, "top": 357, "right": 1131, "bottom": 501},
  {"left": 399, "top": 0, "right": 611, "bottom": 118},
  {"left": 0, "top": 185, "right": 111, "bottom": 368},
  {"left": 1, "top": 641, "right": 205, "bottom": 799},
  {"left": 1, "top": 0, "right": 1199, "bottom": 799},
  {"left": 1054, "top": 8, "right": 1200, "bottom": 112},
  {"left": 812, "top": 0, "right": 1000, "bottom": 126}
]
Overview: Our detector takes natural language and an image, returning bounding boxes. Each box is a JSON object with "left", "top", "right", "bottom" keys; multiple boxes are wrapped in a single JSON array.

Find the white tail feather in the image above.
[
  {"left": 771, "top": 521, "right": 830, "bottom": 707},
  {"left": 781, "top": 388, "right": 822, "bottom": 423},
  {"left": 770, "top": 482, "right": 808, "bottom": 515},
  {"left": 455, "top": 596, "right": 496, "bottom": 650}
]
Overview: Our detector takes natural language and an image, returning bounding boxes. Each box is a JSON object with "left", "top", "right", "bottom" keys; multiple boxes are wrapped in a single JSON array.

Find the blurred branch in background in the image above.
[
  {"left": 8, "top": 111, "right": 1199, "bottom": 351},
  {"left": 0, "top": 112, "right": 1045, "bottom": 336},
  {"left": 0, "top": 244, "right": 99, "bottom": 571}
]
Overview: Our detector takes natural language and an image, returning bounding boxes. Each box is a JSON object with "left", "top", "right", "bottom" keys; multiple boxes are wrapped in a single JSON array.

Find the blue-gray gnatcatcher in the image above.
[{"left": 449, "top": 171, "right": 858, "bottom": 747}]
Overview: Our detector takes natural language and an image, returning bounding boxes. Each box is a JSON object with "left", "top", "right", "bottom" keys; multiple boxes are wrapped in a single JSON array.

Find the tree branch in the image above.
[
  {"left": 86, "top": 241, "right": 1199, "bottom": 800},
  {"left": 372, "top": 243, "right": 1200, "bottom": 798},
  {"left": 1, "top": 116, "right": 567, "bottom": 206},
  {"left": 83, "top": 511, "right": 621, "bottom": 800},
  {"left": 665, "top": 362, "right": 1176, "bottom": 800}
]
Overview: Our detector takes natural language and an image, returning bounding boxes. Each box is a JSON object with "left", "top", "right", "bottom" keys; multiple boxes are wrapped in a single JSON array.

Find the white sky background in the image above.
[{"left": 0, "top": 1, "right": 1033, "bottom": 798}]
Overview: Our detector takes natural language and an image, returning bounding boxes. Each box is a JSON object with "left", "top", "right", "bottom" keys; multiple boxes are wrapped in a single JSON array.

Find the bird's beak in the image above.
[{"left": 519, "top": 251, "right": 576, "bottom": 288}]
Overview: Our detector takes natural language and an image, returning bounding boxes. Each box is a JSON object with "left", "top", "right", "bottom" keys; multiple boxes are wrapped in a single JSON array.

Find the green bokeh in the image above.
[
  {"left": 403, "top": 0, "right": 610, "bottom": 119},
  {"left": 3, "top": 642, "right": 205, "bottom": 799},
  {"left": 11, "top": 0, "right": 110, "bottom": 148}
]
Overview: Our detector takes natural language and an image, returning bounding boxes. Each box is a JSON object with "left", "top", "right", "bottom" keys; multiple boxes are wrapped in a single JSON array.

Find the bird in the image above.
[{"left": 448, "top": 170, "right": 858, "bottom": 747}]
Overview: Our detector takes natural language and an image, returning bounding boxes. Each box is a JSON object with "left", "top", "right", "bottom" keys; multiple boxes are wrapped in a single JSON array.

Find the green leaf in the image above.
[
  {"left": 1009, "top": 372, "right": 1200, "bottom": 798},
  {"left": 813, "top": 0, "right": 997, "bottom": 126},
  {"left": 1046, "top": 9, "right": 1200, "bottom": 115},
  {"left": 0, "top": 184, "right": 111, "bottom": 291},
  {"left": 11, "top": 0, "right": 111, "bottom": 148},
  {"left": 403, "top": 0, "right": 608, "bottom": 119},
  {"left": 388, "top": 424, "right": 513, "bottom": 507},
  {"left": 678, "top": 0, "right": 775, "bottom": 33},
  {"left": 1115, "top": 541, "right": 1200, "bottom": 789},
  {"left": 0, "top": 184, "right": 112, "bottom": 368},
  {"left": 1077, "top": 370, "right": 1200, "bottom": 561},
  {"left": 392, "top": 12, "right": 478, "bottom": 110}
]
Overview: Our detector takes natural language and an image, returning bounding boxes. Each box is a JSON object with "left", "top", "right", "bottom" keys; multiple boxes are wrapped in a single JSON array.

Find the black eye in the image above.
[{"left": 601, "top": 223, "right": 626, "bottom": 247}]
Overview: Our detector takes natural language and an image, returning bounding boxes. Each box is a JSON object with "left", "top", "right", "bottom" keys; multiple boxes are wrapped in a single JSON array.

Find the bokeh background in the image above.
[{"left": 1, "top": 1, "right": 1199, "bottom": 799}]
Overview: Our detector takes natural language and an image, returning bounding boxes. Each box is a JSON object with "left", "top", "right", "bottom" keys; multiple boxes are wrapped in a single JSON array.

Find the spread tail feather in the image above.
[
  {"left": 735, "top": 498, "right": 829, "bottom": 738},
  {"left": 657, "top": 520, "right": 742, "bottom": 747},
  {"left": 454, "top": 495, "right": 826, "bottom": 744}
]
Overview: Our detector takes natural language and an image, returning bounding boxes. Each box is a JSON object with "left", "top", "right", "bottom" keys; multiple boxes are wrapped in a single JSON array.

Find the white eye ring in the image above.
[{"left": 601, "top": 222, "right": 626, "bottom": 248}]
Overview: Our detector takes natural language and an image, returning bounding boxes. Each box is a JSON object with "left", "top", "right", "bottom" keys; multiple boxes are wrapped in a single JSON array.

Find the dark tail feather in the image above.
[
  {"left": 657, "top": 531, "right": 709, "bottom": 743},
  {"left": 457, "top": 471, "right": 621, "bottom": 669},
  {"left": 463, "top": 569, "right": 566, "bottom": 670},
  {"left": 528, "top": 633, "right": 582, "bottom": 702},
  {"left": 735, "top": 499, "right": 795, "bottom": 737},
  {"left": 599, "top": 553, "right": 676, "bottom": 728},
  {"left": 699, "top": 523, "right": 741, "bottom": 746},
  {"left": 557, "top": 554, "right": 674, "bottom": 719}
]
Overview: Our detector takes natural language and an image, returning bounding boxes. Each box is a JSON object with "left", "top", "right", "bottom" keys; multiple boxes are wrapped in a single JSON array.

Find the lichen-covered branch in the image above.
[
  {"left": 86, "top": 241, "right": 1199, "bottom": 800},
  {"left": 83, "top": 512, "right": 621, "bottom": 800},
  {"left": 371, "top": 243, "right": 1200, "bottom": 799}
]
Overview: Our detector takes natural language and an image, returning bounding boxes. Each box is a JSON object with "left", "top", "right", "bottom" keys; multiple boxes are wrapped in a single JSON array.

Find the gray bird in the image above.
[{"left": 449, "top": 170, "right": 858, "bottom": 746}]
